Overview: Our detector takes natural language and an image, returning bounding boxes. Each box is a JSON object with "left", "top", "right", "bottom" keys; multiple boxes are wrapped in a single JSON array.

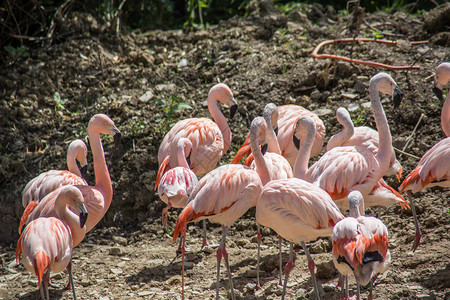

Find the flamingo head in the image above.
[
  {"left": 88, "top": 114, "right": 121, "bottom": 147},
  {"left": 263, "top": 103, "right": 279, "bottom": 135},
  {"left": 433, "top": 62, "right": 450, "bottom": 101},
  {"left": 177, "top": 138, "right": 193, "bottom": 167},
  {"left": 209, "top": 83, "right": 237, "bottom": 119},
  {"left": 370, "top": 72, "right": 403, "bottom": 109},
  {"left": 250, "top": 117, "right": 268, "bottom": 155},
  {"left": 292, "top": 115, "right": 316, "bottom": 150},
  {"left": 59, "top": 186, "right": 88, "bottom": 228},
  {"left": 69, "top": 139, "right": 88, "bottom": 177}
]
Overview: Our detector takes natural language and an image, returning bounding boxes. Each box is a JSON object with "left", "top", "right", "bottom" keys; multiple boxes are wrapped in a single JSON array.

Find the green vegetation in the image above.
[{"left": 155, "top": 96, "right": 193, "bottom": 131}]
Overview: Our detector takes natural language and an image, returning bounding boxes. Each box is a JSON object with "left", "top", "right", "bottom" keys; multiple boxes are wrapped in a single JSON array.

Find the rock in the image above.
[
  {"left": 310, "top": 90, "right": 322, "bottom": 102},
  {"left": 316, "top": 260, "right": 338, "bottom": 279},
  {"left": 80, "top": 278, "right": 91, "bottom": 287},
  {"left": 165, "top": 275, "right": 182, "bottom": 285},
  {"left": 128, "top": 50, "right": 154, "bottom": 66},
  {"left": 236, "top": 239, "right": 250, "bottom": 247},
  {"left": 113, "top": 236, "right": 128, "bottom": 246},
  {"left": 146, "top": 258, "right": 164, "bottom": 266},
  {"left": 8, "top": 259, "right": 19, "bottom": 269},
  {"left": 50, "top": 272, "right": 63, "bottom": 280},
  {"left": 178, "top": 58, "right": 188, "bottom": 68},
  {"left": 314, "top": 108, "right": 333, "bottom": 116},
  {"left": 342, "top": 93, "right": 358, "bottom": 100},
  {"left": 155, "top": 83, "right": 176, "bottom": 93},
  {"left": 202, "top": 246, "right": 215, "bottom": 254},
  {"left": 109, "top": 247, "right": 123, "bottom": 256},
  {"left": 137, "top": 291, "right": 153, "bottom": 296},
  {"left": 246, "top": 283, "right": 257, "bottom": 291},
  {"left": 347, "top": 103, "right": 360, "bottom": 112},
  {"left": 139, "top": 91, "right": 154, "bottom": 103},
  {"left": 110, "top": 268, "right": 123, "bottom": 275},
  {"left": 261, "top": 226, "right": 271, "bottom": 236},
  {"left": 246, "top": 268, "right": 266, "bottom": 278}
]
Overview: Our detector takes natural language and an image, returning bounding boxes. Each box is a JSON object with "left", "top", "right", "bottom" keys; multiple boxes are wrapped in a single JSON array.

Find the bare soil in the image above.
[{"left": 1, "top": 2, "right": 449, "bottom": 299}]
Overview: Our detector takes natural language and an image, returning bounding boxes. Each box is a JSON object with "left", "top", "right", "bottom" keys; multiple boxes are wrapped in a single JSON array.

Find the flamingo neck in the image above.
[
  {"left": 177, "top": 145, "right": 189, "bottom": 169},
  {"left": 368, "top": 86, "right": 392, "bottom": 171},
  {"left": 250, "top": 136, "right": 271, "bottom": 186},
  {"left": 55, "top": 196, "right": 80, "bottom": 242},
  {"left": 207, "top": 95, "right": 231, "bottom": 153},
  {"left": 88, "top": 128, "right": 113, "bottom": 205},
  {"left": 266, "top": 126, "right": 281, "bottom": 154},
  {"left": 293, "top": 127, "right": 315, "bottom": 180},
  {"left": 67, "top": 153, "right": 81, "bottom": 177},
  {"left": 326, "top": 118, "right": 354, "bottom": 151},
  {"left": 441, "top": 93, "right": 450, "bottom": 137}
]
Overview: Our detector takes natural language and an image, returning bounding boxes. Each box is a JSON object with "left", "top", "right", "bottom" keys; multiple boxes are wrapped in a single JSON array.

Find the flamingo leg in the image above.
[
  {"left": 256, "top": 223, "right": 262, "bottom": 290},
  {"left": 300, "top": 241, "right": 320, "bottom": 300},
  {"left": 356, "top": 282, "right": 361, "bottom": 300},
  {"left": 278, "top": 235, "right": 283, "bottom": 286},
  {"left": 281, "top": 242, "right": 294, "bottom": 300},
  {"left": 66, "top": 259, "right": 77, "bottom": 300},
  {"left": 181, "top": 224, "right": 186, "bottom": 300},
  {"left": 344, "top": 275, "right": 348, "bottom": 299},
  {"left": 44, "top": 268, "right": 51, "bottom": 300},
  {"left": 407, "top": 191, "right": 421, "bottom": 252},
  {"left": 202, "top": 220, "right": 209, "bottom": 248},
  {"left": 162, "top": 201, "right": 172, "bottom": 228},
  {"left": 216, "top": 226, "right": 235, "bottom": 300}
]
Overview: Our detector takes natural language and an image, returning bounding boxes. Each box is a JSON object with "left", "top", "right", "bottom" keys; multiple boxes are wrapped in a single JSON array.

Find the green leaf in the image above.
[
  {"left": 177, "top": 103, "right": 192, "bottom": 109},
  {"left": 154, "top": 98, "right": 166, "bottom": 106},
  {"left": 4, "top": 45, "right": 15, "bottom": 53}
]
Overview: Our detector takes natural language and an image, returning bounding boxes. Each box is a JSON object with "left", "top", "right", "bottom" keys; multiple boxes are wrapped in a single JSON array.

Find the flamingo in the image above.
[
  {"left": 332, "top": 190, "right": 391, "bottom": 300},
  {"left": 399, "top": 62, "right": 450, "bottom": 252},
  {"left": 302, "top": 73, "right": 404, "bottom": 211},
  {"left": 327, "top": 107, "right": 402, "bottom": 181},
  {"left": 293, "top": 114, "right": 408, "bottom": 212},
  {"left": 158, "top": 138, "right": 198, "bottom": 227},
  {"left": 256, "top": 115, "right": 344, "bottom": 299},
  {"left": 22, "top": 139, "right": 88, "bottom": 208},
  {"left": 172, "top": 164, "right": 263, "bottom": 300},
  {"left": 232, "top": 104, "right": 325, "bottom": 166},
  {"left": 247, "top": 116, "right": 293, "bottom": 288},
  {"left": 19, "top": 114, "right": 121, "bottom": 236},
  {"left": 156, "top": 83, "right": 237, "bottom": 187},
  {"left": 16, "top": 185, "right": 88, "bottom": 300}
]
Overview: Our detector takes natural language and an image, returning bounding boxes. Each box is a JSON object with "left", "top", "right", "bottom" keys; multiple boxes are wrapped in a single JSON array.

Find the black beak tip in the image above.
[
  {"left": 114, "top": 132, "right": 122, "bottom": 147},
  {"left": 433, "top": 86, "right": 444, "bottom": 101},
  {"left": 230, "top": 104, "right": 238, "bottom": 119},
  {"left": 261, "top": 143, "right": 268, "bottom": 156},
  {"left": 293, "top": 135, "right": 300, "bottom": 150},
  {"left": 393, "top": 87, "right": 404, "bottom": 110},
  {"left": 80, "top": 165, "right": 88, "bottom": 177},
  {"left": 187, "top": 152, "right": 192, "bottom": 167},
  {"left": 79, "top": 212, "right": 88, "bottom": 228},
  {"left": 274, "top": 126, "right": 278, "bottom": 136}
]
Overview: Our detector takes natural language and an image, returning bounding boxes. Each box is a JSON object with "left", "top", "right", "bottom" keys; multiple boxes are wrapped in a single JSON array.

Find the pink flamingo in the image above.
[
  {"left": 19, "top": 114, "right": 121, "bottom": 236},
  {"left": 16, "top": 185, "right": 88, "bottom": 300},
  {"left": 22, "top": 139, "right": 88, "bottom": 208},
  {"left": 156, "top": 83, "right": 237, "bottom": 186},
  {"left": 257, "top": 115, "right": 344, "bottom": 299},
  {"left": 332, "top": 190, "right": 390, "bottom": 300},
  {"left": 293, "top": 113, "right": 408, "bottom": 212},
  {"left": 248, "top": 116, "right": 293, "bottom": 288},
  {"left": 302, "top": 73, "right": 404, "bottom": 211},
  {"left": 327, "top": 107, "right": 402, "bottom": 181},
  {"left": 232, "top": 104, "right": 325, "bottom": 166},
  {"left": 158, "top": 138, "right": 198, "bottom": 227},
  {"left": 172, "top": 164, "right": 263, "bottom": 300},
  {"left": 399, "top": 62, "right": 450, "bottom": 252}
]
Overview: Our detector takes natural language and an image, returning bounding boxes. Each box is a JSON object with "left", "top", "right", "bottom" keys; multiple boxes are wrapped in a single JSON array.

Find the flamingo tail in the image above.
[
  {"left": 16, "top": 234, "right": 23, "bottom": 263},
  {"left": 19, "top": 201, "right": 38, "bottom": 234},
  {"left": 231, "top": 139, "right": 251, "bottom": 164},
  {"left": 33, "top": 250, "right": 51, "bottom": 287}
]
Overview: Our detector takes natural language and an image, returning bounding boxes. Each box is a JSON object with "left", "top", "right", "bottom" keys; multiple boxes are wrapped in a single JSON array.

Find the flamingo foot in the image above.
[{"left": 412, "top": 230, "right": 421, "bottom": 252}]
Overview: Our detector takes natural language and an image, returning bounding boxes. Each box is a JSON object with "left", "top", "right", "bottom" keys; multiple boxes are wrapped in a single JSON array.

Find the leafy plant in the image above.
[
  {"left": 129, "top": 117, "right": 146, "bottom": 136},
  {"left": 4, "top": 45, "right": 29, "bottom": 62},
  {"left": 155, "top": 96, "right": 192, "bottom": 129},
  {"left": 53, "top": 92, "right": 69, "bottom": 116}
]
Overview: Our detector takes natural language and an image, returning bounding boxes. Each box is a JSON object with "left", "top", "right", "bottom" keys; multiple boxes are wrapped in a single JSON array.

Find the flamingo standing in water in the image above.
[
  {"left": 332, "top": 190, "right": 391, "bottom": 300},
  {"left": 158, "top": 138, "right": 198, "bottom": 227},
  {"left": 327, "top": 107, "right": 402, "bottom": 181},
  {"left": 399, "top": 62, "right": 450, "bottom": 252},
  {"left": 19, "top": 114, "right": 121, "bottom": 236},
  {"left": 22, "top": 139, "right": 88, "bottom": 208},
  {"left": 172, "top": 164, "right": 262, "bottom": 300},
  {"left": 302, "top": 73, "right": 404, "bottom": 212},
  {"left": 156, "top": 83, "right": 237, "bottom": 184},
  {"left": 256, "top": 115, "right": 344, "bottom": 300},
  {"left": 247, "top": 116, "right": 293, "bottom": 288},
  {"left": 232, "top": 104, "right": 325, "bottom": 166},
  {"left": 16, "top": 186, "right": 88, "bottom": 300}
]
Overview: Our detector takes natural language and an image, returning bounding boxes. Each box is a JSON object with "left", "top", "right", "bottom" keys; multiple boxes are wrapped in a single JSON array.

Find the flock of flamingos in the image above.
[{"left": 15, "top": 62, "right": 449, "bottom": 300}]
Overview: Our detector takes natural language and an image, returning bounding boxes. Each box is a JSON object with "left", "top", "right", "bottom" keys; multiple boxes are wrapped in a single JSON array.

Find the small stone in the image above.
[
  {"left": 146, "top": 258, "right": 164, "bottom": 266},
  {"left": 310, "top": 90, "right": 322, "bottom": 101},
  {"left": 27, "top": 279, "right": 38, "bottom": 287},
  {"left": 236, "top": 239, "right": 250, "bottom": 247},
  {"left": 165, "top": 275, "right": 182, "bottom": 285},
  {"left": 109, "top": 247, "right": 122, "bottom": 256},
  {"left": 178, "top": 58, "right": 188, "bottom": 68},
  {"left": 246, "top": 269, "right": 266, "bottom": 278},
  {"left": 316, "top": 260, "right": 338, "bottom": 279},
  {"left": 362, "top": 102, "right": 371, "bottom": 109},
  {"left": 50, "top": 272, "right": 63, "bottom": 280},
  {"left": 261, "top": 227, "right": 271, "bottom": 236},
  {"left": 110, "top": 268, "right": 123, "bottom": 275},
  {"left": 139, "top": 91, "right": 154, "bottom": 103},
  {"left": 314, "top": 108, "right": 333, "bottom": 117},
  {"left": 99, "top": 296, "right": 110, "bottom": 300},
  {"left": 347, "top": 103, "right": 360, "bottom": 112},
  {"left": 342, "top": 93, "right": 358, "bottom": 100},
  {"left": 155, "top": 83, "right": 176, "bottom": 93},
  {"left": 6, "top": 273, "right": 21, "bottom": 281},
  {"left": 117, "top": 261, "right": 127, "bottom": 268},
  {"left": 8, "top": 260, "right": 19, "bottom": 269},
  {"left": 202, "top": 246, "right": 215, "bottom": 254},
  {"left": 246, "top": 283, "right": 257, "bottom": 290},
  {"left": 137, "top": 291, "right": 153, "bottom": 296},
  {"left": 113, "top": 236, "right": 128, "bottom": 246},
  {"left": 80, "top": 279, "right": 91, "bottom": 287}
]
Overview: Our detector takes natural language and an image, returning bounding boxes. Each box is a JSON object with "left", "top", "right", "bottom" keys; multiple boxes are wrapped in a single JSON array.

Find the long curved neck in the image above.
[
  {"left": 441, "top": 93, "right": 450, "bottom": 137},
  {"left": 369, "top": 86, "right": 392, "bottom": 170},
  {"left": 266, "top": 126, "right": 281, "bottom": 154},
  {"left": 326, "top": 117, "right": 354, "bottom": 151},
  {"left": 293, "top": 126, "right": 315, "bottom": 180},
  {"left": 177, "top": 144, "right": 189, "bottom": 169},
  {"left": 88, "top": 127, "right": 113, "bottom": 204},
  {"left": 55, "top": 196, "right": 79, "bottom": 237},
  {"left": 67, "top": 154, "right": 81, "bottom": 177},
  {"left": 208, "top": 95, "right": 231, "bottom": 153},
  {"left": 250, "top": 134, "right": 271, "bottom": 186}
]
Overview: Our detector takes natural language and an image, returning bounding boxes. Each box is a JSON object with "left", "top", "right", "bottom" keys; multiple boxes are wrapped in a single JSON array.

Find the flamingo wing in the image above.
[{"left": 250, "top": 152, "right": 293, "bottom": 181}]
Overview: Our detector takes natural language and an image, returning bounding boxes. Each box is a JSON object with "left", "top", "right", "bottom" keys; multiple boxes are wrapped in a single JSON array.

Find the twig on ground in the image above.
[
  {"left": 393, "top": 147, "right": 420, "bottom": 160},
  {"left": 311, "top": 38, "right": 428, "bottom": 70},
  {"left": 362, "top": 20, "right": 404, "bottom": 38},
  {"left": 47, "top": 0, "right": 74, "bottom": 42},
  {"left": 400, "top": 113, "right": 424, "bottom": 158}
]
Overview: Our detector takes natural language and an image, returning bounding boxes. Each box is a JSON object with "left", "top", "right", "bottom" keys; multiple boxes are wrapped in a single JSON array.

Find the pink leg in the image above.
[
  {"left": 202, "top": 220, "right": 209, "bottom": 248},
  {"left": 216, "top": 226, "right": 235, "bottom": 300},
  {"left": 407, "top": 191, "right": 421, "bottom": 252},
  {"left": 181, "top": 225, "right": 186, "bottom": 300},
  {"left": 162, "top": 202, "right": 172, "bottom": 227},
  {"left": 301, "top": 241, "right": 320, "bottom": 300},
  {"left": 256, "top": 224, "right": 262, "bottom": 290},
  {"left": 278, "top": 235, "right": 283, "bottom": 286},
  {"left": 281, "top": 242, "right": 294, "bottom": 300}
]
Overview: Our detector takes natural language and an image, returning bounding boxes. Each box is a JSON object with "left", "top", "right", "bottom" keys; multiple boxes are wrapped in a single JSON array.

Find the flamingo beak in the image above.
[
  {"left": 261, "top": 143, "right": 268, "bottom": 155},
  {"left": 274, "top": 126, "right": 278, "bottom": 136},
  {"left": 79, "top": 204, "right": 88, "bottom": 228},
  {"left": 393, "top": 86, "right": 403, "bottom": 109},
  {"left": 293, "top": 134, "right": 300, "bottom": 150},
  {"left": 186, "top": 151, "right": 192, "bottom": 167},
  {"left": 433, "top": 85, "right": 443, "bottom": 101},
  {"left": 230, "top": 104, "right": 238, "bottom": 119},
  {"left": 112, "top": 127, "right": 121, "bottom": 147}
]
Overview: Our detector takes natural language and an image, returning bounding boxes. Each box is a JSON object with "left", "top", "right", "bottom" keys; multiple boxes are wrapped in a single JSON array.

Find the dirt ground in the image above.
[{"left": 1, "top": 1, "right": 449, "bottom": 299}]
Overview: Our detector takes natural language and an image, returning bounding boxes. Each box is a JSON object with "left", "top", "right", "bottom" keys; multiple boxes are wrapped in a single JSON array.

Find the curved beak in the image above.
[
  {"left": 229, "top": 103, "right": 238, "bottom": 119},
  {"left": 112, "top": 127, "right": 121, "bottom": 147},
  {"left": 274, "top": 126, "right": 278, "bottom": 136},
  {"left": 78, "top": 204, "right": 88, "bottom": 228},
  {"left": 261, "top": 143, "right": 268, "bottom": 156},
  {"left": 293, "top": 134, "right": 300, "bottom": 150},
  {"left": 393, "top": 86, "right": 403, "bottom": 109},
  {"left": 186, "top": 151, "right": 192, "bottom": 167},
  {"left": 433, "top": 85, "right": 443, "bottom": 101}
]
